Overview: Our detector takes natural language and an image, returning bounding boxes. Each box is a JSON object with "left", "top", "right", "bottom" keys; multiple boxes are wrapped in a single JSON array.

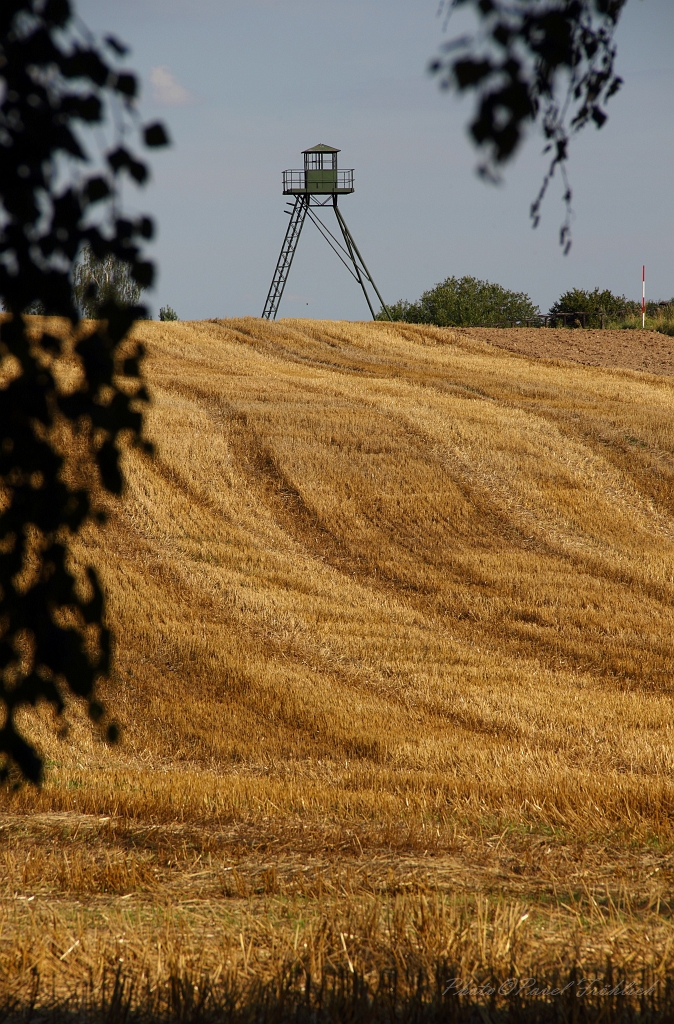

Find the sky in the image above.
[{"left": 77, "top": 0, "right": 674, "bottom": 321}]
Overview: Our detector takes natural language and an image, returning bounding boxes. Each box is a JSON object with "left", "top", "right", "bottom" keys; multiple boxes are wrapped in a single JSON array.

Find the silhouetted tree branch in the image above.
[
  {"left": 431, "top": 0, "right": 627, "bottom": 251},
  {"left": 0, "top": 0, "right": 168, "bottom": 782}
]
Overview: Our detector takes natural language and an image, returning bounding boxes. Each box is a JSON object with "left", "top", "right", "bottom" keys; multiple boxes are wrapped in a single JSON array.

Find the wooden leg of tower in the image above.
[{"left": 333, "top": 202, "right": 392, "bottom": 322}]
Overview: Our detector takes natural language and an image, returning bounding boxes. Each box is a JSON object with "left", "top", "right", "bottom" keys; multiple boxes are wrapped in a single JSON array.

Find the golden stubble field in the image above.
[{"left": 3, "top": 317, "right": 674, "bottom": 1013}]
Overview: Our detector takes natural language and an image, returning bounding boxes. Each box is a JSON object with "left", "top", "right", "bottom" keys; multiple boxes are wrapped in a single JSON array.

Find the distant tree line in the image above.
[
  {"left": 2, "top": 245, "right": 145, "bottom": 318},
  {"left": 377, "top": 277, "right": 538, "bottom": 327},
  {"left": 4, "top": 246, "right": 180, "bottom": 322},
  {"left": 550, "top": 287, "right": 636, "bottom": 324},
  {"left": 550, "top": 289, "right": 674, "bottom": 333},
  {"left": 378, "top": 279, "right": 674, "bottom": 334}
]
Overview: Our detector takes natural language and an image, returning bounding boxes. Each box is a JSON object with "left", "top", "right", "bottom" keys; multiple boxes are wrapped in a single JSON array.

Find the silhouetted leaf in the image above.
[
  {"left": 113, "top": 72, "right": 137, "bottom": 98},
  {"left": 105, "top": 35, "right": 129, "bottom": 57},
  {"left": 144, "top": 122, "right": 169, "bottom": 147},
  {"left": 84, "top": 176, "right": 110, "bottom": 204},
  {"left": 107, "top": 146, "right": 148, "bottom": 183}
]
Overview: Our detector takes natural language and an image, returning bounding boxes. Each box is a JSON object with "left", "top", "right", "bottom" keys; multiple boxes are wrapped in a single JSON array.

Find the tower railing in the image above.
[{"left": 283, "top": 168, "right": 354, "bottom": 194}]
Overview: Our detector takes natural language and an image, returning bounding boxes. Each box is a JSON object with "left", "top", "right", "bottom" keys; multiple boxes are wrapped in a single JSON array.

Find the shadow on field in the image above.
[{"left": 5, "top": 965, "right": 674, "bottom": 1023}]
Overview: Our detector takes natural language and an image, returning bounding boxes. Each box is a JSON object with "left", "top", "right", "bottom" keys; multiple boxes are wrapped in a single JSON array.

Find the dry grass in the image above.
[{"left": 3, "top": 317, "right": 674, "bottom": 1017}]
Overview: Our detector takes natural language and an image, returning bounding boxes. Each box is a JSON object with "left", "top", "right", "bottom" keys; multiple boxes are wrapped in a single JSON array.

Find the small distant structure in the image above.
[{"left": 262, "top": 144, "right": 391, "bottom": 321}]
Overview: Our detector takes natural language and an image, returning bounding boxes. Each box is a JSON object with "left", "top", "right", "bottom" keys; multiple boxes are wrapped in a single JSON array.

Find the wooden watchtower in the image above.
[{"left": 262, "top": 144, "right": 391, "bottom": 321}]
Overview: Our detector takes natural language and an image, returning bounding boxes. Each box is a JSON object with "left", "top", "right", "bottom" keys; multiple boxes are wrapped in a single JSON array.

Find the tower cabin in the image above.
[{"left": 283, "top": 144, "right": 354, "bottom": 196}]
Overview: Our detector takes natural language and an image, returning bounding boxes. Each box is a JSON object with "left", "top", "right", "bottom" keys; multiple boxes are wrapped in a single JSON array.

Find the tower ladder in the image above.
[{"left": 262, "top": 196, "right": 308, "bottom": 320}]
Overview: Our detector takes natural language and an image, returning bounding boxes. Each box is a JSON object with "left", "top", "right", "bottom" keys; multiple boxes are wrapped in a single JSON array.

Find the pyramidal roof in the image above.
[{"left": 302, "top": 143, "right": 340, "bottom": 153}]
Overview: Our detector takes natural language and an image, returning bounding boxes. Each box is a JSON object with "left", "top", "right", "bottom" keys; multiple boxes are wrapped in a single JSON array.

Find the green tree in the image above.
[
  {"left": 431, "top": 1, "right": 629, "bottom": 250},
  {"left": 0, "top": 0, "right": 168, "bottom": 782},
  {"left": 159, "top": 305, "right": 179, "bottom": 321},
  {"left": 379, "top": 300, "right": 420, "bottom": 323},
  {"left": 73, "top": 245, "right": 143, "bottom": 318},
  {"left": 380, "top": 276, "right": 538, "bottom": 326},
  {"left": 549, "top": 287, "right": 637, "bottom": 327}
]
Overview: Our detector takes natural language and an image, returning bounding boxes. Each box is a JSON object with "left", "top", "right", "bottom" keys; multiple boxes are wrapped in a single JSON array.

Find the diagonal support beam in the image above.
[
  {"left": 304, "top": 206, "right": 360, "bottom": 282},
  {"left": 261, "top": 193, "right": 392, "bottom": 322},
  {"left": 333, "top": 202, "right": 392, "bottom": 322}
]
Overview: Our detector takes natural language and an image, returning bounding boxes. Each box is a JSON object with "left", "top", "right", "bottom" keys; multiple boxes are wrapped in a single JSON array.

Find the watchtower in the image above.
[{"left": 262, "top": 145, "right": 391, "bottom": 321}]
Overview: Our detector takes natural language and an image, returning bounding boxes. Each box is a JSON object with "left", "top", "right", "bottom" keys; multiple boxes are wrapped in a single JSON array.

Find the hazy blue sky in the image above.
[{"left": 78, "top": 0, "right": 673, "bottom": 321}]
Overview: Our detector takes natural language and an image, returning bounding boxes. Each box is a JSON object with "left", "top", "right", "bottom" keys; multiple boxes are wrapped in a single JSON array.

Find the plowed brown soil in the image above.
[{"left": 459, "top": 326, "right": 674, "bottom": 376}]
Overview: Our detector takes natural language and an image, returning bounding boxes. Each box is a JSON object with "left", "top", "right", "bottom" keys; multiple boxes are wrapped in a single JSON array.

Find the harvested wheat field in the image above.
[{"left": 4, "top": 318, "right": 674, "bottom": 1020}]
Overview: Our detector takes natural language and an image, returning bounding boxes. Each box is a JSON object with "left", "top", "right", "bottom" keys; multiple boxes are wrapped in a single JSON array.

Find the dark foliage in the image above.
[
  {"left": 0, "top": 0, "right": 168, "bottom": 782},
  {"left": 549, "top": 286, "right": 636, "bottom": 325},
  {"left": 378, "top": 276, "right": 538, "bottom": 326},
  {"left": 159, "top": 305, "right": 179, "bottom": 322},
  {"left": 431, "top": 0, "right": 628, "bottom": 251}
]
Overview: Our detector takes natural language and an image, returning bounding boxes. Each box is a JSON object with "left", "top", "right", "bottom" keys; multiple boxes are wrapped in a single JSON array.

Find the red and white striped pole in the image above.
[{"left": 642, "top": 265, "right": 645, "bottom": 328}]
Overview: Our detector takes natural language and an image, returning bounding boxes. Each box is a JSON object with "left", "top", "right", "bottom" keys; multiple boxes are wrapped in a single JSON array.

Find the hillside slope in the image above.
[
  {"left": 5, "top": 318, "right": 674, "bottom": 1000},
  {"left": 19, "top": 313, "right": 674, "bottom": 833}
]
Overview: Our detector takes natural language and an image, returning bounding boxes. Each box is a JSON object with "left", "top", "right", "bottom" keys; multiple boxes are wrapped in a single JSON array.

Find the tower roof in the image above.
[{"left": 302, "top": 143, "right": 340, "bottom": 153}]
